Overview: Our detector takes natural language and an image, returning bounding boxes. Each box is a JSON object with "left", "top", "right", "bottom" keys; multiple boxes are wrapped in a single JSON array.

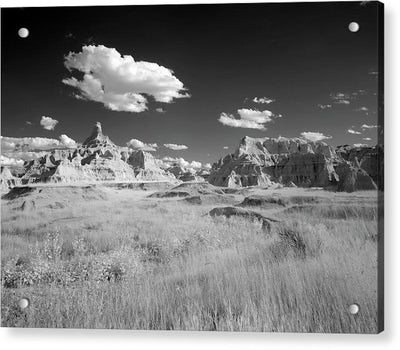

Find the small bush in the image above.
[{"left": 274, "top": 221, "right": 324, "bottom": 259}]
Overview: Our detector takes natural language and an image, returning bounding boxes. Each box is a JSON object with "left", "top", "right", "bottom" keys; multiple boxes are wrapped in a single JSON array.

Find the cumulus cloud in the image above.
[
  {"left": 300, "top": 132, "right": 332, "bottom": 142},
  {"left": 318, "top": 104, "right": 332, "bottom": 109},
  {"left": 127, "top": 138, "right": 158, "bottom": 151},
  {"left": 40, "top": 116, "right": 59, "bottom": 130},
  {"left": 352, "top": 90, "right": 368, "bottom": 97},
  {"left": 356, "top": 106, "right": 369, "bottom": 114},
  {"left": 237, "top": 109, "right": 274, "bottom": 123},
  {"left": 155, "top": 107, "right": 165, "bottom": 113},
  {"left": 1, "top": 135, "right": 77, "bottom": 151},
  {"left": 203, "top": 163, "right": 212, "bottom": 170},
  {"left": 363, "top": 137, "right": 372, "bottom": 141},
  {"left": 219, "top": 113, "right": 266, "bottom": 130},
  {"left": 162, "top": 156, "right": 202, "bottom": 170},
  {"left": 347, "top": 129, "right": 362, "bottom": 135},
  {"left": 336, "top": 99, "right": 350, "bottom": 105},
  {"left": 0, "top": 155, "right": 24, "bottom": 167},
  {"left": 354, "top": 143, "right": 368, "bottom": 148},
  {"left": 164, "top": 143, "right": 188, "bottom": 151},
  {"left": 218, "top": 108, "right": 280, "bottom": 130},
  {"left": 252, "top": 97, "right": 275, "bottom": 104},
  {"left": 361, "top": 124, "right": 377, "bottom": 129},
  {"left": 59, "top": 134, "right": 77, "bottom": 148},
  {"left": 328, "top": 90, "right": 368, "bottom": 107},
  {"left": 25, "top": 121, "right": 33, "bottom": 126},
  {"left": 2, "top": 151, "right": 47, "bottom": 162},
  {"left": 330, "top": 92, "right": 351, "bottom": 105},
  {"left": 223, "top": 146, "right": 229, "bottom": 149},
  {"left": 62, "top": 45, "right": 189, "bottom": 113}
]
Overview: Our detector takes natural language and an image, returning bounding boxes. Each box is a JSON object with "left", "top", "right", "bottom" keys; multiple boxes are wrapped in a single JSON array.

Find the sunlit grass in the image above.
[{"left": 1, "top": 187, "right": 379, "bottom": 332}]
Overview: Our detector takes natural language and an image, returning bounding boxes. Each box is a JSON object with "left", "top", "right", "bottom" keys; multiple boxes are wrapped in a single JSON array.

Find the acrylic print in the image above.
[{"left": 1, "top": 2, "right": 383, "bottom": 333}]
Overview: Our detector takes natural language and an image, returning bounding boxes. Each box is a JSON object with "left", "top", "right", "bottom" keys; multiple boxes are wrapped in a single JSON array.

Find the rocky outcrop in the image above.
[
  {"left": 82, "top": 121, "right": 114, "bottom": 147},
  {"left": 336, "top": 144, "right": 383, "bottom": 191},
  {"left": 2, "top": 122, "right": 177, "bottom": 189},
  {"left": 209, "top": 136, "right": 380, "bottom": 192},
  {"left": 209, "top": 136, "right": 339, "bottom": 188},
  {"left": 166, "top": 165, "right": 205, "bottom": 182},
  {"left": 208, "top": 206, "right": 280, "bottom": 233},
  {"left": 335, "top": 162, "right": 377, "bottom": 192},
  {"left": 1, "top": 166, "right": 22, "bottom": 191}
]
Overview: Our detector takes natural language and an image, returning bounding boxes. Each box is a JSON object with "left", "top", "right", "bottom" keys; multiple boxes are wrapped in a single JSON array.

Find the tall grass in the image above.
[{"left": 1, "top": 189, "right": 378, "bottom": 332}]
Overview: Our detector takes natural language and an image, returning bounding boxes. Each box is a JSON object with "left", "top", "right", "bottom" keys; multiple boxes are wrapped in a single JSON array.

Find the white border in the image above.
[{"left": 1, "top": 0, "right": 399, "bottom": 349}]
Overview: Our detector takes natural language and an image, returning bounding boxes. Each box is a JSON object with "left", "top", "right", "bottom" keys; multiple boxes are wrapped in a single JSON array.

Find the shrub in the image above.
[{"left": 274, "top": 221, "right": 324, "bottom": 259}]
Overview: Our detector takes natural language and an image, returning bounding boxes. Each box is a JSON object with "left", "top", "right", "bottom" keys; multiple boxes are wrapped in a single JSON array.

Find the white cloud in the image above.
[
  {"left": 63, "top": 45, "right": 189, "bottom": 113},
  {"left": 237, "top": 109, "right": 273, "bottom": 123},
  {"left": 361, "top": 124, "right": 377, "bottom": 129},
  {"left": 347, "top": 129, "right": 362, "bottom": 135},
  {"left": 355, "top": 106, "right": 369, "bottom": 114},
  {"left": 2, "top": 151, "right": 47, "bottom": 162},
  {"left": 318, "top": 104, "right": 332, "bottom": 109},
  {"left": 354, "top": 143, "right": 368, "bottom": 148},
  {"left": 164, "top": 143, "right": 188, "bottom": 151},
  {"left": 189, "top": 161, "right": 202, "bottom": 169},
  {"left": 252, "top": 97, "right": 275, "bottom": 104},
  {"left": 127, "top": 138, "right": 158, "bottom": 151},
  {"left": 59, "top": 134, "right": 77, "bottom": 148},
  {"left": 25, "top": 121, "right": 33, "bottom": 126},
  {"left": 223, "top": 146, "right": 229, "bottom": 149},
  {"left": 162, "top": 156, "right": 202, "bottom": 170},
  {"left": 218, "top": 113, "right": 266, "bottom": 130},
  {"left": 336, "top": 99, "right": 351, "bottom": 105},
  {"left": 300, "top": 132, "right": 332, "bottom": 142},
  {"left": 352, "top": 90, "right": 368, "bottom": 97},
  {"left": 203, "top": 163, "right": 212, "bottom": 170},
  {"left": 0, "top": 155, "right": 24, "bottom": 167},
  {"left": 1, "top": 135, "right": 77, "bottom": 151},
  {"left": 330, "top": 92, "right": 351, "bottom": 105},
  {"left": 155, "top": 107, "right": 165, "bottom": 113},
  {"left": 362, "top": 137, "right": 372, "bottom": 141},
  {"left": 218, "top": 108, "right": 280, "bottom": 130},
  {"left": 40, "top": 116, "right": 59, "bottom": 130}
]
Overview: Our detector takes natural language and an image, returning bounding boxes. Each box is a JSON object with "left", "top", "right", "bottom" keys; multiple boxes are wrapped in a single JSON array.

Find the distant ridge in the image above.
[{"left": 208, "top": 136, "right": 381, "bottom": 192}]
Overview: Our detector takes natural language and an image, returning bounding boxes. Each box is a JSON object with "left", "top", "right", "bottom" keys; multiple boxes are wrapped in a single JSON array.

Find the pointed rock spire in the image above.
[{"left": 83, "top": 122, "right": 115, "bottom": 147}]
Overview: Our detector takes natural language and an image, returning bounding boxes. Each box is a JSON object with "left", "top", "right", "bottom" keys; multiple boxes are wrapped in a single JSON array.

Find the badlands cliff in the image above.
[
  {"left": 1, "top": 125, "right": 382, "bottom": 192},
  {"left": 208, "top": 136, "right": 381, "bottom": 192},
  {"left": 1, "top": 122, "right": 176, "bottom": 189}
]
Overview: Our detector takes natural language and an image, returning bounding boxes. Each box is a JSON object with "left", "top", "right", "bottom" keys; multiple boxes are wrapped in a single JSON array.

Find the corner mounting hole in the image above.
[
  {"left": 348, "top": 22, "right": 360, "bottom": 33},
  {"left": 18, "top": 298, "right": 30, "bottom": 309},
  {"left": 348, "top": 303, "right": 359, "bottom": 315},
  {"left": 18, "top": 28, "right": 29, "bottom": 38}
]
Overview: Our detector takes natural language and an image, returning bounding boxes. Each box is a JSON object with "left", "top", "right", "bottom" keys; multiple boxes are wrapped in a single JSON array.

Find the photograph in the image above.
[{"left": 1, "top": 1, "right": 384, "bottom": 333}]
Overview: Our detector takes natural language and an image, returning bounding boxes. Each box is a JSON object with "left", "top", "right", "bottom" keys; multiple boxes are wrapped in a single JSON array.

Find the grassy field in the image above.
[{"left": 1, "top": 184, "right": 380, "bottom": 332}]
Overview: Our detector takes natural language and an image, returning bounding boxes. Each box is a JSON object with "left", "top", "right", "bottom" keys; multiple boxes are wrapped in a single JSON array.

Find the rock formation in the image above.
[
  {"left": 208, "top": 206, "right": 280, "bottom": 233},
  {"left": 1, "top": 166, "right": 22, "bottom": 191},
  {"left": 209, "top": 136, "right": 381, "bottom": 192},
  {"left": 2, "top": 122, "right": 177, "bottom": 190},
  {"left": 166, "top": 165, "right": 205, "bottom": 182},
  {"left": 336, "top": 144, "right": 383, "bottom": 191}
]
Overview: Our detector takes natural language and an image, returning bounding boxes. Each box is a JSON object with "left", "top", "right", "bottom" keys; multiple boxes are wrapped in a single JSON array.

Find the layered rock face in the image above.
[
  {"left": 3, "top": 122, "right": 176, "bottom": 189},
  {"left": 1, "top": 166, "right": 22, "bottom": 191},
  {"left": 336, "top": 144, "right": 384, "bottom": 191},
  {"left": 209, "top": 136, "right": 380, "bottom": 192}
]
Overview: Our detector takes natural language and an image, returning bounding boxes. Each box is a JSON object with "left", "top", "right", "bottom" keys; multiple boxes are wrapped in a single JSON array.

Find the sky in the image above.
[{"left": 1, "top": 2, "right": 382, "bottom": 166}]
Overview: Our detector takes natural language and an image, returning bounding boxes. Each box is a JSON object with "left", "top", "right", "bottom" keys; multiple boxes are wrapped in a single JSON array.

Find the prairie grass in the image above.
[{"left": 1, "top": 187, "right": 379, "bottom": 333}]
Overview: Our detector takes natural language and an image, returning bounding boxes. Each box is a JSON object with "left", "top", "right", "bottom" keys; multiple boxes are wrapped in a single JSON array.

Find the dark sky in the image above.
[{"left": 1, "top": 2, "right": 381, "bottom": 164}]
